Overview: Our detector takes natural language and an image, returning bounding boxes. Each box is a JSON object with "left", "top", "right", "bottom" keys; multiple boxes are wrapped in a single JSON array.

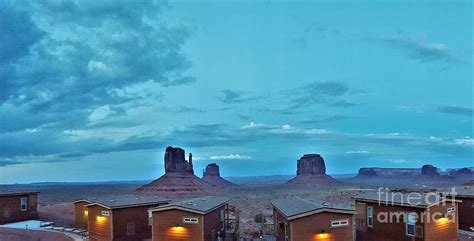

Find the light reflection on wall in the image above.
[
  {"left": 314, "top": 232, "right": 332, "bottom": 240},
  {"left": 96, "top": 215, "right": 106, "bottom": 223},
  {"left": 167, "top": 226, "right": 189, "bottom": 238}
]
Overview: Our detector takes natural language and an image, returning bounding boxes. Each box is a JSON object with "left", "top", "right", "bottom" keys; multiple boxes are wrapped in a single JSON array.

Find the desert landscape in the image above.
[
  {"left": 1, "top": 1, "right": 472, "bottom": 241},
  {"left": 1, "top": 148, "right": 472, "bottom": 240}
]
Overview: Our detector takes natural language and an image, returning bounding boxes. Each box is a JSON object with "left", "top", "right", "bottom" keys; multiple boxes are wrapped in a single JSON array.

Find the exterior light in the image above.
[
  {"left": 84, "top": 210, "right": 88, "bottom": 216},
  {"left": 315, "top": 230, "right": 330, "bottom": 239},
  {"left": 96, "top": 216, "right": 106, "bottom": 222}
]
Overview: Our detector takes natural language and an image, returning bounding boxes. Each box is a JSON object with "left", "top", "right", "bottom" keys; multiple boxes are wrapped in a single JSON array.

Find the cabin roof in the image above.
[
  {"left": 271, "top": 197, "right": 356, "bottom": 220},
  {"left": 446, "top": 189, "right": 474, "bottom": 198},
  {"left": 353, "top": 192, "right": 457, "bottom": 208},
  {"left": 0, "top": 190, "right": 39, "bottom": 197},
  {"left": 150, "top": 196, "right": 230, "bottom": 214},
  {"left": 83, "top": 194, "right": 170, "bottom": 209}
]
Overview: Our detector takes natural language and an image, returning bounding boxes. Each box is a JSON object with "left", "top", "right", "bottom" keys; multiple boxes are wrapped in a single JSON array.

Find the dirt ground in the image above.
[{"left": 0, "top": 228, "right": 74, "bottom": 241}]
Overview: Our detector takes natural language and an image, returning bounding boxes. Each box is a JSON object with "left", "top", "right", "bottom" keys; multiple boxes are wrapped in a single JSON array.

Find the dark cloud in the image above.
[
  {"left": 369, "top": 34, "right": 457, "bottom": 62},
  {"left": 0, "top": 4, "right": 44, "bottom": 64},
  {"left": 219, "top": 89, "right": 261, "bottom": 104},
  {"left": 0, "top": 1, "right": 197, "bottom": 166},
  {"left": 437, "top": 105, "right": 473, "bottom": 116},
  {"left": 284, "top": 81, "right": 356, "bottom": 109},
  {"left": 0, "top": 1, "right": 193, "bottom": 132}
]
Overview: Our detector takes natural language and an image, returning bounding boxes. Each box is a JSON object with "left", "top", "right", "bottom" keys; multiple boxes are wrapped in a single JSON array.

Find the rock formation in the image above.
[
  {"left": 352, "top": 164, "right": 459, "bottom": 184},
  {"left": 447, "top": 167, "right": 474, "bottom": 181},
  {"left": 286, "top": 154, "right": 338, "bottom": 185},
  {"left": 357, "top": 168, "right": 421, "bottom": 178},
  {"left": 201, "top": 163, "right": 236, "bottom": 188},
  {"left": 421, "top": 164, "right": 440, "bottom": 176},
  {"left": 137, "top": 146, "right": 212, "bottom": 196},
  {"left": 164, "top": 146, "right": 194, "bottom": 174},
  {"left": 297, "top": 154, "right": 326, "bottom": 175}
]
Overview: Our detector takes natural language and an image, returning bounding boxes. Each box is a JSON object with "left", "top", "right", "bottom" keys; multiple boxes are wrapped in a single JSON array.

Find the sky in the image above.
[{"left": 0, "top": 0, "right": 472, "bottom": 183}]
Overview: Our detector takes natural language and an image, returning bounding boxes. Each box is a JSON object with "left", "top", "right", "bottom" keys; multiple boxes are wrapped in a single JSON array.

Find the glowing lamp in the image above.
[{"left": 84, "top": 210, "right": 89, "bottom": 216}]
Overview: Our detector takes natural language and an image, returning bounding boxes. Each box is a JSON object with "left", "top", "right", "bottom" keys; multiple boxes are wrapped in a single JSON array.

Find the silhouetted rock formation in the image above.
[
  {"left": 421, "top": 164, "right": 439, "bottom": 176},
  {"left": 201, "top": 163, "right": 236, "bottom": 188},
  {"left": 204, "top": 163, "right": 221, "bottom": 177},
  {"left": 297, "top": 154, "right": 326, "bottom": 175},
  {"left": 351, "top": 165, "right": 468, "bottom": 185},
  {"left": 137, "top": 146, "right": 211, "bottom": 197},
  {"left": 463, "top": 180, "right": 474, "bottom": 186},
  {"left": 286, "top": 154, "right": 338, "bottom": 186},
  {"left": 447, "top": 167, "right": 474, "bottom": 181},
  {"left": 357, "top": 168, "right": 420, "bottom": 178},
  {"left": 164, "top": 146, "right": 194, "bottom": 174}
]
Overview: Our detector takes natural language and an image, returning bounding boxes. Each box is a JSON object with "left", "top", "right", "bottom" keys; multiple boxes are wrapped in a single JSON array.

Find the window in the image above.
[
  {"left": 284, "top": 223, "right": 289, "bottom": 241},
  {"left": 183, "top": 217, "right": 199, "bottom": 224},
  {"left": 406, "top": 213, "right": 417, "bottom": 236},
  {"left": 126, "top": 222, "right": 135, "bottom": 236},
  {"left": 367, "top": 207, "right": 373, "bottom": 227},
  {"left": 331, "top": 219, "right": 349, "bottom": 228},
  {"left": 20, "top": 197, "right": 27, "bottom": 211},
  {"left": 447, "top": 207, "right": 455, "bottom": 213}
]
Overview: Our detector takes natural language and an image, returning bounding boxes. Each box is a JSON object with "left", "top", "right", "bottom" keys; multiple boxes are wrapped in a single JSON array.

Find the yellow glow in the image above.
[
  {"left": 437, "top": 217, "right": 449, "bottom": 224},
  {"left": 84, "top": 210, "right": 88, "bottom": 216},
  {"left": 96, "top": 216, "right": 106, "bottom": 223},
  {"left": 167, "top": 226, "right": 189, "bottom": 237},
  {"left": 314, "top": 233, "right": 331, "bottom": 240}
]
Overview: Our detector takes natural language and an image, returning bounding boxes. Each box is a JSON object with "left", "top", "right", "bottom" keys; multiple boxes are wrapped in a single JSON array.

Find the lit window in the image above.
[
  {"left": 331, "top": 219, "right": 349, "bottom": 228},
  {"left": 20, "top": 197, "right": 27, "bottom": 211},
  {"left": 406, "top": 213, "right": 417, "bottom": 236},
  {"left": 183, "top": 217, "right": 199, "bottom": 224},
  {"left": 447, "top": 207, "right": 455, "bottom": 213},
  {"left": 367, "top": 207, "right": 373, "bottom": 227}
]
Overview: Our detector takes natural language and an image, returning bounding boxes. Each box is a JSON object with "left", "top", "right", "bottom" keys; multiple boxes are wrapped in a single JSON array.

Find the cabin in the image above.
[
  {"left": 84, "top": 195, "right": 169, "bottom": 241},
  {"left": 271, "top": 197, "right": 356, "bottom": 241},
  {"left": 444, "top": 189, "right": 474, "bottom": 231},
  {"left": 74, "top": 199, "right": 92, "bottom": 230},
  {"left": 149, "top": 196, "right": 239, "bottom": 241},
  {"left": 354, "top": 192, "right": 459, "bottom": 241},
  {"left": 0, "top": 191, "right": 38, "bottom": 224}
]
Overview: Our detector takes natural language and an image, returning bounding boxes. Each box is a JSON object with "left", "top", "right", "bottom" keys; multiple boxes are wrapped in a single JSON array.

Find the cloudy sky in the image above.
[{"left": 0, "top": 0, "right": 472, "bottom": 183}]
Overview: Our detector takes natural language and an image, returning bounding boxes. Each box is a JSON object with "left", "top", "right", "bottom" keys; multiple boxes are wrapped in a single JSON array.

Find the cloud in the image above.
[
  {"left": 368, "top": 34, "right": 457, "bottom": 62},
  {"left": 345, "top": 150, "right": 370, "bottom": 154},
  {"left": 0, "top": 1, "right": 193, "bottom": 132},
  {"left": 0, "top": 1, "right": 198, "bottom": 166},
  {"left": 210, "top": 154, "right": 252, "bottom": 160},
  {"left": 219, "top": 89, "right": 261, "bottom": 104},
  {"left": 298, "top": 115, "right": 350, "bottom": 124},
  {"left": 280, "top": 81, "right": 357, "bottom": 110},
  {"left": 437, "top": 105, "right": 472, "bottom": 116}
]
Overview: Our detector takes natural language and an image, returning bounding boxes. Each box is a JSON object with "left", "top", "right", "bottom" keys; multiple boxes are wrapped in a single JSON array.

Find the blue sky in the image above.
[{"left": 0, "top": 0, "right": 472, "bottom": 183}]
